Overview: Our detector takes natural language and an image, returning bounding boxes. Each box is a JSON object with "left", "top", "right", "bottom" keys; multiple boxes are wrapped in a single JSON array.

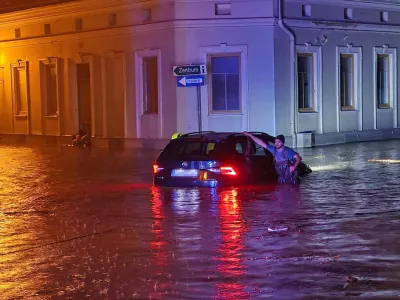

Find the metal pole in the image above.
[{"left": 197, "top": 86, "right": 202, "bottom": 131}]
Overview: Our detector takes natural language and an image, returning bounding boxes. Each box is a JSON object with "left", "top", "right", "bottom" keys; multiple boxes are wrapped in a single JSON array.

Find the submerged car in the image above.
[{"left": 153, "top": 131, "right": 312, "bottom": 187}]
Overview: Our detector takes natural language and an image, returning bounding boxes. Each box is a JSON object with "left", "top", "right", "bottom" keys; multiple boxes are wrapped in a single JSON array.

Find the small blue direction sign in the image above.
[{"left": 177, "top": 75, "right": 205, "bottom": 87}]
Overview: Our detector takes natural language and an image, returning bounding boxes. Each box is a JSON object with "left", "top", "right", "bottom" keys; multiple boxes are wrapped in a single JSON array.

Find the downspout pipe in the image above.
[{"left": 277, "top": 0, "right": 297, "bottom": 148}]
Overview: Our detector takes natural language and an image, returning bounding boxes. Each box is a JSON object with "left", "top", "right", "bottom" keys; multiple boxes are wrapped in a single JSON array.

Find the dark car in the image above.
[{"left": 153, "top": 131, "right": 312, "bottom": 187}]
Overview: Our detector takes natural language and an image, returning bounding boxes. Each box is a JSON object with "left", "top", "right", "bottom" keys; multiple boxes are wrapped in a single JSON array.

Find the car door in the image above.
[{"left": 245, "top": 137, "right": 276, "bottom": 182}]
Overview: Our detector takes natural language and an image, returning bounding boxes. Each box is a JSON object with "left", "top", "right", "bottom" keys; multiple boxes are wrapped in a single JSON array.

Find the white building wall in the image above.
[
  {"left": 277, "top": 0, "right": 400, "bottom": 146},
  {"left": 1, "top": 0, "right": 400, "bottom": 148}
]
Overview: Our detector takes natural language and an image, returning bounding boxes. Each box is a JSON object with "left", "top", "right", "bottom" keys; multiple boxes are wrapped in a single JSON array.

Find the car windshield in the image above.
[{"left": 160, "top": 140, "right": 230, "bottom": 159}]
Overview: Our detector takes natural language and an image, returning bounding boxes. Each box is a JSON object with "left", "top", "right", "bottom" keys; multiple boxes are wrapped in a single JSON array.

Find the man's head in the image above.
[{"left": 275, "top": 134, "right": 285, "bottom": 149}]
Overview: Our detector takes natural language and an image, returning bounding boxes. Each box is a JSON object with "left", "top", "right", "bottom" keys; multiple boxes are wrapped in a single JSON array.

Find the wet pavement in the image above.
[{"left": 1, "top": 140, "right": 400, "bottom": 299}]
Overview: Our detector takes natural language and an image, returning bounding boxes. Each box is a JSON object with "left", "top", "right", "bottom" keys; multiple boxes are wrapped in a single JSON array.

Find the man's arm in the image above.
[
  {"left": 293, "top": 153, "right": 302, "bottom": 169},
  {"left": 243, "top": 132, "right": 267, "bottom": 148}
]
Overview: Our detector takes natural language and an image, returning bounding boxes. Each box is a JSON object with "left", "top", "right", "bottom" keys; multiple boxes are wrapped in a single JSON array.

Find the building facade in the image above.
[{"left": 0, "top": 0, "right": 399, "bottom": 148}]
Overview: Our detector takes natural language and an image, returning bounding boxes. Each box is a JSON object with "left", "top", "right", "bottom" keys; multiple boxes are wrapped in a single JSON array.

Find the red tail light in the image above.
[
  {"left": 220, "top": 166, "right": 237, "bottom": 176},
  {"left": 208, "top": 166, "right": 237, "bottom": 176},
  {"left": 153, "top": 164, "right": 163, "bottom": 173}
]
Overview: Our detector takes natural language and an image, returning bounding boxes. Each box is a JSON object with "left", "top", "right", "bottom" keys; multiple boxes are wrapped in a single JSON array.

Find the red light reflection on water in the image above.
[
  {"left": 216, "top": 188, "right": 249, "bottom": 299},
  {"left": 150, "top": 186, "right": 168, "bottom": 267},
  {"left": 148, "top": 186, "right": 171, "bottom": 299}
]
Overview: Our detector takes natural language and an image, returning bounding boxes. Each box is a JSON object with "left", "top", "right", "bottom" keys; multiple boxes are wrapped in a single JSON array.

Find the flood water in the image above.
[{"left": 1, "top": 141, "right": 400, "bottom": 299}]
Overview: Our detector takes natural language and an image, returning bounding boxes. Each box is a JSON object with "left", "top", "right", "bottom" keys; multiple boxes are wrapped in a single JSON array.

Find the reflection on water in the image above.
[
  {"left": 1, "top": 141, "right": 400, "bottom": 299},
  {"left": 216, "top": 188, "right": 248, "bottom": 299}
]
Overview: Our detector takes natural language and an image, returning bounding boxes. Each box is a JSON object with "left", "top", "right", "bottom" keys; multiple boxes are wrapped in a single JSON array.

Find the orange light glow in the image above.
[
  {"left": 0, "top": 53, "right": 5, "bottom": 66},
  {"left": 152, "top": 164, "right": 159, "bottom": 173}
]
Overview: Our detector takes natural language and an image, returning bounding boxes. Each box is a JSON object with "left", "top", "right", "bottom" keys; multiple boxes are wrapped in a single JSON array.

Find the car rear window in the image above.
[{"left": 159, "top": 140, "right": 230, "bottom": 159}]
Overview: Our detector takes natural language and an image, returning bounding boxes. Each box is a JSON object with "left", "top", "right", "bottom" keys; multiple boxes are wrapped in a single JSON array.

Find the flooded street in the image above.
[{"left": 1, "top": 141, "right": 400, "bottom": 299}]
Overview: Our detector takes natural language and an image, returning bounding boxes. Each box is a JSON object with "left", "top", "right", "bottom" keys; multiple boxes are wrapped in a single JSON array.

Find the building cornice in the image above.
[
  {"left": 287, "top": 0, "right": 400, "bottom": 11},
  {"left": 0, "top": 18, "right": 275, "bottom": 46},
  {"left": 285, "top": 18, "right": 400, "bottom": 34},
  {"left": 0, "top": 0, "right": 174, "bottom": 28}
]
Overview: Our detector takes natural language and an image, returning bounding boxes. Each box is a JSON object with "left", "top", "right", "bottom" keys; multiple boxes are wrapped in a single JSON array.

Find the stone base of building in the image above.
[
  {"left": 0, "top": 129, "right": 399, "bottom": 150},
  {"left": 285, "top": 128, "right": 400, "bottom": 148},
  {"left": 0, "top": 134, "right": 170, "bottom": 150}
]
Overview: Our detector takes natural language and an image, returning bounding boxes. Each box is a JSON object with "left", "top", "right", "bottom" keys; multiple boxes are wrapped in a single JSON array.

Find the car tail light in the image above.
[
  {"left": 208, "top": 166, "right": 237, "bottom": 176},
  {"left": 220, "top": 166, "right": 237, "bottom": 176},
  {"left": 153, "top": 164, "right": 163, "bottom": 173}
]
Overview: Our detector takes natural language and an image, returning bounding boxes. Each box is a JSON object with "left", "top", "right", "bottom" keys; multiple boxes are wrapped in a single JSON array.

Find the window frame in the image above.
[
  {"left": 297, "top": 53, "right": 314, "bottom": 112},
  {"left": 11, "top": 60, "right": 29, "bottom": 117},
  {"left": 135, "top": 49, "right": 162, "bottom": 117},
  {"left": 142, "top": 56, "right": 159, "bottom": 115},
  {"left": 339, "top": 53, "right": 355, "bottom": 110},
  {"left": 39, "top": 57, "right": 60, "bottom": 118},
  {"left": 336, "top": 45, "right": 362, "bottom": 112},
  {"left": 208, "top": 53, "right": 241, "bottom": 114},
  {"left": 296, "top": 44, "right": 322, "bottom": 114},
  {"left": 373, "top": 46, "right": 396, "bottom": 110}
]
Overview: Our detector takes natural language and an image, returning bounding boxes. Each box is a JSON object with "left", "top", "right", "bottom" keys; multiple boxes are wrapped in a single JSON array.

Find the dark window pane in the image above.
[
  {"left": 160, "top": 141, "right": 228, "bottom": 159},
  {"left": 226, "top": 74, "right": 240, "bottom": 110},
  {"left": 211, "top": 74, "right": 226, "bottom": 110},
  {"left": 143, "top": 57, "right": 158, "bottom": 114},
  {"left": 297, "top": 55, "right": 313, "bottom": 109},
  {"left": 46, "top": 64, "right": 57, "bottom": 115},
  {"left": 297, "top": 56, "right": 311, "bottom": 73},
  {"left": 377, "top": 55, "right": 389, "bottom": 106},
  {"left": 340, "top": 55, "right": 353, "bottom": 107},
  {"left": 211, "top": 56, "right": 239, "bottom": 74}
]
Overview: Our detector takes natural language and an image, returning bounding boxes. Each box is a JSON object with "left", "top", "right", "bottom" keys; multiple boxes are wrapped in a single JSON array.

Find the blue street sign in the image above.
[{"left": 176, "top": 75, "right": 205, "bottom": 87}]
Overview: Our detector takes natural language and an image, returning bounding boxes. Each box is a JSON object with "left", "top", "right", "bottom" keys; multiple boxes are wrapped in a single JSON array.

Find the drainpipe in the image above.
[{"left": 277, "top": 0, "right": 297, "bottom": 148}]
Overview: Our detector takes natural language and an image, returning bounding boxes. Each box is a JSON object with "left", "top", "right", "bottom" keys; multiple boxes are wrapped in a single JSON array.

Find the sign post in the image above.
[{"left": 173, "top": 64, "right": 207, "bottom": 132}]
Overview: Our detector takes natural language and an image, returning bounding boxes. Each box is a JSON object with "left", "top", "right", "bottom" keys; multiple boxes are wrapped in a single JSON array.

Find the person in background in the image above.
[
  {"left": 72, "top": 127, "right": 90, "bottom": 147},
  {"left": 243, "top": 132, "right": 302, "bottom": 184}
]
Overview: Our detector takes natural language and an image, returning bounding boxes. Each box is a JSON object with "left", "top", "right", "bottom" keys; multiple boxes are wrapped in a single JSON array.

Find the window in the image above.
[
  {"left": 40, "top": 58, "right": 59, "bottom": 116},
  {"left": 377, "top": 55, "right": 389, "bottom": 107},
  {"left": 344, "top": 8, "right": 353, "bottom": 20},
  {"left": 14, "top": 67, "right": 28, "bottom": 116},
  {"left": 215, "top": 3, "right": 231, "bottom": 15},
  {"left": 209, "top": 55, "right": 240, "bottom": 112},
  {"left": 339, "top": 54, "right": 354, "bottom": 109},
  {"left": 109, "top": 13, "right": 117, "bottom": 26},
  {"left": 301, "top": 5, "right": 311, "bottom": 17},
  {"left": 296, "top": 45, "right": 322, "bottom": 114},
  {"left": 142, "top": 9, "right": 151, "bottom": 22},
  {"left": 374, "top": 47, "right": 396, "bottom": 109},
  {"left": 15, "top": 28, "right": 21, "bottom": 39},
  {"left": 142, "top": 56, "right": 158, "bottom": 114},
  {"left": 44, "top": 24, "right": 51, "bottom": 35},
  {"left": 336, "top": 46, "right": 362, "bottom": 114},
  {"left": 297, "top": 54, "right": 314, "bottom": 111},
  {"left": 11, "top": 62, "right": 29, "bottom": 116},
  {"left": 159, "top": 140, "right": 229, "bottom": 160},
  {"left": 44, "top": 64, "right": 58, "bottom": 115},
  {"left": 381, "top": 11, "right": 389, "bottom": 22},
  {"left": 75, "top": 19, "right": 82, "bottom": 31}
]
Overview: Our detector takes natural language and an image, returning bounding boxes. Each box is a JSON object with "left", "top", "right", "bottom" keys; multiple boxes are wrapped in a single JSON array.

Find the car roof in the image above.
[{"left": 176, "top": 131, "right": 273, "bottom": 142}]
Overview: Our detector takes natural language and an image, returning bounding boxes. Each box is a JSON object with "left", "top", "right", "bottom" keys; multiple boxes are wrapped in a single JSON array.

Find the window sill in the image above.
[
  {"left": 44, "top": 114, "right": 59, "bottom": 118},
  {"left": 298, "top": 110, "right": 317, "bottom": 114},
  {"left": 377, "top": 106, "right": 392, "bottom": 110},
  {"left": 209, "top": 111, "right": 242, "bottom": 116},
  {"left": 340, "top": 107, "right": 357, "bottom": 112},
  {"left": 15, "top": 114, "right": 27, "bottom": 118}
]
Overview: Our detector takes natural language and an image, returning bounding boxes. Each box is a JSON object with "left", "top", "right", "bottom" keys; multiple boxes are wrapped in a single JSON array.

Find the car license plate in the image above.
[{"left": 171, "top": 169, "right": 199, "bottom": 177}]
